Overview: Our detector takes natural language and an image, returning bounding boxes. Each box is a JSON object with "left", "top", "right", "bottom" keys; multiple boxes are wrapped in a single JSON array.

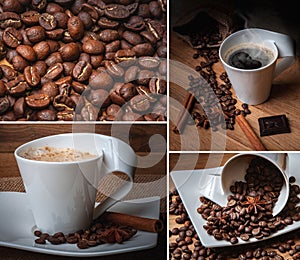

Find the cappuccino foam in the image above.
[{"left": 21, "top": 146, "right": 97, "bottom": 162}]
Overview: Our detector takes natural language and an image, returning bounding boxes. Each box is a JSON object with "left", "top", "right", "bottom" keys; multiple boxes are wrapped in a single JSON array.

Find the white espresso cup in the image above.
[
  {"left": 221, "top": 153, "right": 289, "bottom": 216},
  {"left": 219, "top": 28, "right": 295, "bottom": 105},
  {"left": 14, "top": 133, "right": 137, "bottom": 234}
]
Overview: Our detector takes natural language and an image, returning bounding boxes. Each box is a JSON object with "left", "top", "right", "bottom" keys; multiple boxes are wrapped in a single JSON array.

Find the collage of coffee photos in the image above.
[{"left": 0, "top": 0, "right": 300, "bottom": 260}]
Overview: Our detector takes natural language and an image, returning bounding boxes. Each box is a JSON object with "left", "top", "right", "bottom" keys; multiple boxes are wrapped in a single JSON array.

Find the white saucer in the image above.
[
  {"left": 0, "top": 193, "right": 160, "bottom": 257},
  {"left": 171, "top": 153, "right": 300, "bottom": 248}
]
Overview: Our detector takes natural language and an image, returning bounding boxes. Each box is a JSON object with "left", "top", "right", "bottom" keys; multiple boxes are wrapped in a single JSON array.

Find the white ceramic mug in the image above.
[
  {"left": 14, "top": 133, "right": 137, "bottom": 234},
  {"left": 221, "top": 153, "right": 289, "bottom": 216},
  {"left": 219, "top": 28, "right": 295, "bottom": 105}
]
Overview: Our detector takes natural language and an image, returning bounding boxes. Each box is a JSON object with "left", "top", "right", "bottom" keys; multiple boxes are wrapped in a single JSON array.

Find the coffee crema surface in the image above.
[
  {"left": 225, "top": 44, "right": 274, "bottom": 70},
  {"left": 21, "top": 146, "right": 97, "bottom": 162}
]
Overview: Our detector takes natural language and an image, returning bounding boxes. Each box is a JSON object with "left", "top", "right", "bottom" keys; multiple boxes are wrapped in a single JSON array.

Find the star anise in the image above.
[{"left": 241, "top": 195, "right": 269, "bottom": 214}]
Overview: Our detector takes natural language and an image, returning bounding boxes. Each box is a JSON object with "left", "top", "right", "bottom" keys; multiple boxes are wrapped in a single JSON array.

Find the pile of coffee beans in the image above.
[
  {"left": 169, "top": 186, "right": 300, "bottom": 260},
  {"left": 34, "top": 222, "right": 137, "bottom": 249},
  {"left": 197, "top": 157, "right": 300, "bottom": 245},
  {"left": 187, "top": 42, "right": 250, "bottom": 131},
  {"left": 0, "top": 0, "right": 167, "bottom": 121}
]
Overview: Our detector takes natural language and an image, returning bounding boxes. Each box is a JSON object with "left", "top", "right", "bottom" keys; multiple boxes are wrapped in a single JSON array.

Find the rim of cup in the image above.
[
  {"left": 221, "top": 153, "right": 289, "bottom": 216},
  {"left": 219, "top": 29, "right": 279, "bottom": 72},
  {"left": 14, "top": 133, "right": 103, "bottom": 165}
]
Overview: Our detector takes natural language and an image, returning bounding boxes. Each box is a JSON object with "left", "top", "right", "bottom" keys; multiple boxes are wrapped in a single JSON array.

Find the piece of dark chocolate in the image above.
[{"left": 258, "top": 114, "right": 291, "bottom": 137}]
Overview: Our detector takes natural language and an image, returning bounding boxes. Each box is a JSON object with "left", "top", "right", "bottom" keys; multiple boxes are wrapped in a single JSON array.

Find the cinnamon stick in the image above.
[
  {"left": 101, "top": 212, "right": 164, "bottom": 233},
  {"left": 173, "top": 92, "right": 195, "bottom": 134},
  {"left": 236, "top": 114, "right": 267, "bottom": 151}
]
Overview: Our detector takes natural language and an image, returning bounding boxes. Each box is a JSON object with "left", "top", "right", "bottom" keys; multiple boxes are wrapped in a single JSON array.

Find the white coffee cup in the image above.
[
  {"left": 219, "top": 28, "right": 295, "bottom": 105},
  {"left": 221, "top": 153, "right": 289, "bottom": 216},
  {"left": 14, "top": 133, "right": 137, "bottom": 234}
]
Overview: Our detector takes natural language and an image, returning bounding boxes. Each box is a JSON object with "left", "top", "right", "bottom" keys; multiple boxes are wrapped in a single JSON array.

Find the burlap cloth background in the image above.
[{"left": 0, "top": 175, "right": 166, "bottom": 214}]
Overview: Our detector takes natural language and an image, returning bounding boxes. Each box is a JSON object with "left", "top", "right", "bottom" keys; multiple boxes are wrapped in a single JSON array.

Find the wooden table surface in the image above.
[
  {"left": 169, "top": 153, "right": 300, "bottom": 259},
  {"left": 169, "top": 32, "right": 300, "bottom": 151}
]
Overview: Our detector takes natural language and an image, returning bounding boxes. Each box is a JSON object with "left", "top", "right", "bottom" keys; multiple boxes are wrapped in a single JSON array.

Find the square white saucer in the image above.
[{"left": 0, "top": 193, "right": 160, "bottom": 257}]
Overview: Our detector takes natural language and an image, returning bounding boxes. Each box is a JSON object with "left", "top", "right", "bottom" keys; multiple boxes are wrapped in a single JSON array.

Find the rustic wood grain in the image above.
[{"left": 169, "top": 32, "right": 300, "bottom": 151}]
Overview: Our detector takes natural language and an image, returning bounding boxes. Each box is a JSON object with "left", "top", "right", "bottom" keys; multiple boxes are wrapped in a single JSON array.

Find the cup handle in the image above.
[
  {"left": 262, "top": 30, "right": 296, "bottom": 78},
  {"left": 93, "top": 137, "right": 137, "bottom": 219}
]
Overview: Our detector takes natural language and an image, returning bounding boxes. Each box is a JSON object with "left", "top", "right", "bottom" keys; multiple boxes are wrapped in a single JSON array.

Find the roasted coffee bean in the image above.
[
  {"left": 0, "top": 82, "right": 6, "bottom": 97},
  {"left": 104, "top": 4, "right": 130, "bottom": 20},
  {"left": 72, "top": 81, "right": 87, "bottom": 94},
  {"left": 88, "top": 89, "right": 110, "bottom": 107},
  {"left": 45, "top": 28, "right": 64, "bottom": 40},
  {"left": 0, "top": 12, "right": 22, "bottom": 29},
  {"left": 104, "top": 60, "right": 124, "bottom": 78},
  {"left": 2, "top": 27, "right": 22, "bottom": 48},
  {"left": 89, "top": 70, "right": 113, "bottom": 90},
  {"left": 26, "top": 26, "right": 45, "bottom": 43},
  {"left": 36, "top": 109, "right": 57, "bottom": 121},
  {"left": 53, "top": 12, "right": 68, "bottom": 29},
  {"left": 59, "top": 42, "right": 80, "bottom": 61},
  {"left": 0, "top": 97, "right": 10, "bottom": 114},
  {"left": 72, "top": 61, "right": 92, "bottom": 82},
  {"left": 82, "top": 39, "right": 105, "bottom": 55},
  {"left": 149, "top": 78, "right": 167, "bottom": 94},
  {"left": 0, "top": 65, "right": 17, "bottom": 81},
  {"left": 33, "top": 41, "right": 50, "bottom": 60},
  {"left": 13, "top": 97, "right": 26, "bottom": 118},
  {"left": 5, "top": 75, "right": 28, "bottom": 97},
  {"left": 24, "top": 66, "right": 41, "bottom": 87},
  {"left": 123, "top": 30, "right": 143, "bottom": 45},
  {"left": 12, "top": 55, "right": 29, "bottom": 72},
  {"left": 99, "top": 29, "right": 119, "bottom": 42},
  {"left": 68, "top": 16, "right": 84, "bottom": 40},
  {"left": 130, "top": 95, "right": 150, "bottom": 112},
  {"left": 44, "top": 63, "right": 63, "bottom": 80},
  {"left": 63, "top": 62, "right": 76, "bottom": 76},
  {"left": 97, "top": 17, "right": 119, "bottom": 29},
  {"left": 35, "top": 238, "right": 46, "bottom": 244},
  {"left": 114, "top": 49, "right": 136, "bottom": 65},
  {"left": 124, "top": 15, "right": 145, "bottom": 31},
  {"left": 39, "top": 13, "right": 57, "bottom": 30},
  {"left": 138, "top": 56, "right": 160, "bottom": 69},
  {"left": 32, "top": 0, "right": 47, "bottom": 12},
  {"left": 132, "top": 43, "right": 154, "bottom": 57},
  {"left": 16, "top": 45, "right": 37, "bottom": 62},
  {"left": 25, "top": 93, "right": 50, "bottom": 109},
  {"left": 78, "top": 11, "right": 93, "bottom": 30},
  {"left": 120, "top": 83, "right": 137, "bottom": 101},
  {"left": 33, "top": 61, "right": 47, "bottom": 76}
]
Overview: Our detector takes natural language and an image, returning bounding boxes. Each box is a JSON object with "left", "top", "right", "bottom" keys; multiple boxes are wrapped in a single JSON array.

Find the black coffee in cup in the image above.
[{"left": 226, "top": 44, "right": 275, "bottom": 70}]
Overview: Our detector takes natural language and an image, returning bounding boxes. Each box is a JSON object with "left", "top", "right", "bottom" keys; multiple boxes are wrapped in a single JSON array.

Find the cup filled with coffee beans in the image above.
[
  {"left": 14, "top": 133, "right": 137, "bottom": 234},
  {"left": 221, "top": 153, "right": 289, "bottom": 216},
  {"left": 219, "top": 28, "right": 295, "bottom": 105}
]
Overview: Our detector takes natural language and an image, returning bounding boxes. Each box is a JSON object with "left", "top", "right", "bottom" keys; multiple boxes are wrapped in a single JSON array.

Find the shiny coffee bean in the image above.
[
  {"left": 45, "top": 52, "right": 63, "bottom": 67},
  {"left": 25, "top": 93, "right": 50, "bottom": 109},
  {"left": 33, "top": 61, "right": 47, "bottom": 76},
  {"left": 82, "top": 39, "right": 105, "bottom": 55},
  {"left": 88, "top": 70, "right": 113, "bottom": 90},
  {"left": 68, "top": 16, "right": 84, "bottom": 41},
  {"left": 130, "top": 94, "right": 150, "bottom": 112},
  {"left": 0, "top": 97, "right": 10, "bottom": 114},
  {"left": 39, "top": 13, "right": 57, "bottom": 30},
  {"left": 13, "top": 97, "right": 26, "bottom": 118},
  {"left": 59, "top": 42, "right": 80, "bottom": 61},
  {"left": 2, "top": 27, "right": 22, "bottom": 48},
  {"left": 5, "top": 75, "right": 28, "bottom": 97},
  {"left": 132, "top": 43, "right": 154, "bottom": 57},
  {"left": 12, "top": 55, "right": 29, "bottom": 72},
  {"left": 26, "top": 26, "right": 46, "bottom": 43},
  {"left": 44, "top": 63, "right": 63, "bottom": 80},
  {"left": 41, "top": 82, "right": 59, "bottom": 99},
  {"left": 45, "top": 28, "right": 64, "bottom": 41},
  {"left": 99, "top": 29, "right": 119, "bottom": 42},
  {"left": 24, "top": 66, "right": 41, "bottom": 87},
  {"left": 37, "top": 109, "right": 57, "bottom": 120},
  {"left": 21, "top": 11, "right": 40, "bottom": 26},
  {"left": 0, "top": 65, "right": 17, "bottom": 81},
  {"left": 53, "top": 12, "right": 69, "bottom": 29},
  {"left": 122, "top": 30, "right": 143, "bottom": 45},
  {"left": 0, "top": 12, "right": 22, "bottom": 29},
  {"left": 72, "top": 61, "right": 92, "bottom": 82},
  {"left": 33, "top": 41, "right": 50, "bottom": 60},
  {"left": 16, "top": 45, "right": 37, "bottom": 62},
  {"left": 104, "top": 4, "right": 130, "bottom": 20}
]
